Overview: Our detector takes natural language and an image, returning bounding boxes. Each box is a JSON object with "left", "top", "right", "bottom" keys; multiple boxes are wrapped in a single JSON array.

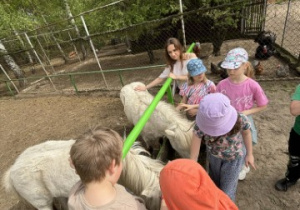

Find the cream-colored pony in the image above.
[
  {"left": 3, "top": 140, "right": 163, "bottom": 210},
  {"left": 120, "top": 82, "right": 193, "bottom": 158}
]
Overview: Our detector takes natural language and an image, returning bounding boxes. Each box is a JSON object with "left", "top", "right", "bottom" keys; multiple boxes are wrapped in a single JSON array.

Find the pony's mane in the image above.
[
  {"left": 120, "top": 142, "right": 164, "bottom": 194},
  {"left": 119, "top": 141, "right": 163, "bottom": 210},
  {"left": 129, "top": 82, "right": 193, "bottom": 131}
]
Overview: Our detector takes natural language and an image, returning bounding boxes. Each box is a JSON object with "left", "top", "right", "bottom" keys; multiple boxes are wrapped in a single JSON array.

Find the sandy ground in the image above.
[
  {"left": 1, "top": 32, "right": 300, "bottom": 210},
  {"left": 0, "top": 79, "right": 300, "bottom": 210}
]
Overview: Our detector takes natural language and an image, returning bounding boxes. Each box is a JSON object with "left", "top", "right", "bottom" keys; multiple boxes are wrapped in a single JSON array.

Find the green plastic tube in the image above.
[{"left": 122, "top": 77, "right": 173, "bottom": 158}]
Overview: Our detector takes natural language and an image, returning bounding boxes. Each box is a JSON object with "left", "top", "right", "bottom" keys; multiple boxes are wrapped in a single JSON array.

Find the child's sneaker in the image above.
[{"left": 238, "top": 165, "right": 250, "bottom": 180}]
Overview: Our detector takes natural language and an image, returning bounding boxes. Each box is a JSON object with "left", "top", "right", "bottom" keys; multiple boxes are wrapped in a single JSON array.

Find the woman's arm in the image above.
[
  {"left": 134, "top": 77, "right": 165, "bottom": 91},
  {"left": 168, "top": 72, "right": 188, "bottom": 81},
  {"left": 242, "top": 129, "right": 256, "bottom": 170},
  {"left": 190, "top": 133, "right": 201, "bottom": 161}
]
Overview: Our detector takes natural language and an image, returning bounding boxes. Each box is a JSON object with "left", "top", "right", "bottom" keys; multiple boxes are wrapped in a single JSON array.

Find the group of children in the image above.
[{"left": 66, "top": 37, "right": 298, "bottom": 209}]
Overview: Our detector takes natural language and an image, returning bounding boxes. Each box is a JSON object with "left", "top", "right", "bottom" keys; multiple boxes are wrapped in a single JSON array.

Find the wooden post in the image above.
[
  {"left": 42, "top": 16, "right": 68, "bottom": 62},
  {"left": 36, "top": 36, "right": 55, "bottom": 73},
  {"left": 24, "top": 32, "right": 56, "bottom": 90},
  {"left": 80, "top": 15, "right": 108, "bottom": 88},
  {"left": 0, "top": 64, "right": 19, "bottom": 93}
]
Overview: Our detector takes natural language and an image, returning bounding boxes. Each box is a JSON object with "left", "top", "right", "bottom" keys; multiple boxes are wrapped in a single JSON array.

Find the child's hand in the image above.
[
  {"left": 177, "top": 103, "right": 193, "bottom": 111},
  {"left": 245, "top": 154, "right": 256, "bottom": 170},
  {"left": 134, "top": 85, "right": 147, "bottom": 91},
  {"left": 176, "top": 104, "right": 183, "bottom": 111},
  {"left": 168, "top": 72, "right": 177, "bottom": 80},
  {"left": 177, "top": 103, "right": 186, "bottom": 110},
  {"left": 187, "top": 108, "right": 197, "bottom": 117},
  {"left": 241, "top": 110, "right": 251, "bottom": 115}
]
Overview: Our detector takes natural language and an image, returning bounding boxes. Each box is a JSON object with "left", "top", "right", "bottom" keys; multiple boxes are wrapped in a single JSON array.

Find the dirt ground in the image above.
[
  {"left": 1, "top": 38, "right": 300, "bottom": 210},
  {"left": 1, "top": 80, "right": 300, "bottom": 210}
]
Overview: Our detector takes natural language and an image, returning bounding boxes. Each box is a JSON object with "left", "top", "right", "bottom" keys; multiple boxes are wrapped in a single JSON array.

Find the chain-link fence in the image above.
[{"left": 0, "top": 0, "right": 299, "bottom": 97}]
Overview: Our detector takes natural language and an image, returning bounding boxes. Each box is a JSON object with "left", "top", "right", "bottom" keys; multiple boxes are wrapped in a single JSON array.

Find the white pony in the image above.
[
  {"left": 3, "top": 140, "right": 163, "bottom": 210},
  {"left": 120, "top": 82, "right": 193, "bottom": 158}
]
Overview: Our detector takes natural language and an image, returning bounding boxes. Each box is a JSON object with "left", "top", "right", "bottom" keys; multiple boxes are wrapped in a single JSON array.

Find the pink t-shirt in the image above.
[{"left": 216, "top": 78, "right": 268, "bottom": 112}]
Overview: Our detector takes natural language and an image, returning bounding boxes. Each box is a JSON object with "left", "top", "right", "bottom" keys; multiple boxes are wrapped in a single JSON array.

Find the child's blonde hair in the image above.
[
  {"left": 244, "top": 61, "right": 255, "bottom": 79},
  {"left": 187, "top": 73, "right": 207, "bottom": 86},
  {"left": 70, "top": 126, "right": 123, "bottom": 184}
]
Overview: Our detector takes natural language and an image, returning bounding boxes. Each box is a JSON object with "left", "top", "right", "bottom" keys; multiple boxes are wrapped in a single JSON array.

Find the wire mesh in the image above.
[{"left": 0, "top": 0, "right": 299, "bottom": 97}]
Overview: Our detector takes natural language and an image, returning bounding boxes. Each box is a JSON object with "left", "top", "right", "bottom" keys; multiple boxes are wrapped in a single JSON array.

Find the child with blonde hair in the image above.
[
  {"left": 177, "top": 58, "right": 216, "bottom": 120},
  {"left": 217, "top": 47, "right": 268, "bottom": 180},
  {"left": 68, "top": 126, "right": 147, "bottom": 210}
]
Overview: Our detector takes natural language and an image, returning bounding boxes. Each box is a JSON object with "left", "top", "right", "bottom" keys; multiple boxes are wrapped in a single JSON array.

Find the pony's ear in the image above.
[
  {"left": 164, "top": 125, "right": 177, "bottom": 138},
  {"left": 165, "top": 129, "right": 175, "bottom": 139}
]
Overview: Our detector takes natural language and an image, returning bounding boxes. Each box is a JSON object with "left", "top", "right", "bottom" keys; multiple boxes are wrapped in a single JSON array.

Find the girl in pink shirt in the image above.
[{"left": 217, "top": 47, "right": 268, "bottom": 180}]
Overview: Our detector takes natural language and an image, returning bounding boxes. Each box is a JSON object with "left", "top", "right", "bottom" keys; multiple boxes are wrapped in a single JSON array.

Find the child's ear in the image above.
[
  {"left": 69, "top": 157, "right": 75, "bottom": 169},
  {"left": 108, "top": 159, "right": 116, "bottom": 175}
]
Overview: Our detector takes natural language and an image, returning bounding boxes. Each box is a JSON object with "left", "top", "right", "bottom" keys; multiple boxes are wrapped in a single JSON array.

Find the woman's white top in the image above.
[{"left": 159, "top": 59, "right": 189, "bottom": 88}]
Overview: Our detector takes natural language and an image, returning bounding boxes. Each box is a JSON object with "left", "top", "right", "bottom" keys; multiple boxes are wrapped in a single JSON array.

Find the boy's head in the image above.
[
  {"left": 221, "top": 47, "right": 248, "bottom": 70},
  {"left": 70, "top": 126, "right": 123, "bottom": 184}
]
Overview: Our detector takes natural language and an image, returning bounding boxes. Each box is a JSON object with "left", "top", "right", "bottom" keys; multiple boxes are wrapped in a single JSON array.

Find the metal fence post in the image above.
[
  {"left": 118, "top": 71, "right": 124, "bottom": 87},
  {"left": 4, "top": 81, "right": 14, "bottom": 96},
  {"left": 69, "top": 74, "right": 78, "bottom": 94},
  {"left": 166, "top": 85, "right": 174, "bottom": 105}
]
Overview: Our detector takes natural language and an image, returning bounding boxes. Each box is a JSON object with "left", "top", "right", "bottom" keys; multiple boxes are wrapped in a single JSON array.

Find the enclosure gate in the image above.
[{"left": 241, "top": 0, "right": 266, "bottom": 35}]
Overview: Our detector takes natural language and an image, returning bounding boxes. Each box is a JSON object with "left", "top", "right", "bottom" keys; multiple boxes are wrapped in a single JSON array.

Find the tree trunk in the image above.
[
  {"left": 0, "top": 41, "right": 26, "bottom": 87},
  {"left": 63, "top": 0, "right": 87, "bottom": 60}
]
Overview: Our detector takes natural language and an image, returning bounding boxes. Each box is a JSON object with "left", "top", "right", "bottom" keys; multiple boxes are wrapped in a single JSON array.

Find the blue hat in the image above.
[{"left": 187, "top": 59, "right": 207, "bottom": 76}]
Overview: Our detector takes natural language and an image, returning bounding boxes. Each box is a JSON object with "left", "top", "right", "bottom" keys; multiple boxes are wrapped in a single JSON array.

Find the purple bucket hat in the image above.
[
  {"left": 196, "top": 93, "right": 238, "bottom": 137},
  {"left": 221, "top": 47, "right": 248, "bottom": 70},
  {"left": 187, "top": 58, "right": 207, "bottom": 77}
]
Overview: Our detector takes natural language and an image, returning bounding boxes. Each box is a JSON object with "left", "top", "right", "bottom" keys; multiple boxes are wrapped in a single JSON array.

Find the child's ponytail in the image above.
[{"left": 244, "top": 61, "right": 255, "bottom": 79}]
